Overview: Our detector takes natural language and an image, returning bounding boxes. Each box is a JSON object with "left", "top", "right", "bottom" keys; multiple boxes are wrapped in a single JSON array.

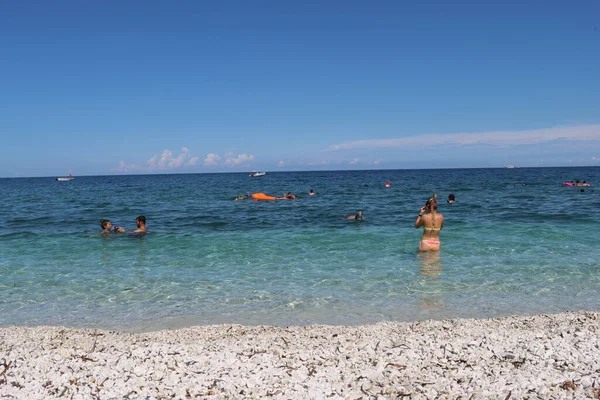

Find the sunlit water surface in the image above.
[{"left": 1, "top": 167, "right": 598, "bottom": 331}]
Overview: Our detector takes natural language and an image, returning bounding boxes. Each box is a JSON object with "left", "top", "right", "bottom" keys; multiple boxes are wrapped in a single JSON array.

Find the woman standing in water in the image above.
[{"left": 415, "top": 199, "right": 444, "bottom": 251}]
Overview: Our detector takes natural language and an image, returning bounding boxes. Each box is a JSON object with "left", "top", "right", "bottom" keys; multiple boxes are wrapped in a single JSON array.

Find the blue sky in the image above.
[{"left": 1, "top": 1, "right": 599, "bottom": 177}]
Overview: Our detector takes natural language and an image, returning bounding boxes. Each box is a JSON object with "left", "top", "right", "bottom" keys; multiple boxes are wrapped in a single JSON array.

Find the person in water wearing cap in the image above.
[{"left": 345, "top": 210, "right": 365, "bottom": 220}]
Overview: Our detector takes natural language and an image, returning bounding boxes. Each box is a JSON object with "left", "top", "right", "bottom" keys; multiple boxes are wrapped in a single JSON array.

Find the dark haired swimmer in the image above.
[
  {"left": 100, "top": 219, "right": 125, "bottom": 234},
  {"left": 415, "top": 200, "right": 444, "bottom": 252},
  {"left": 345, "top": 210, "right": 365, "bottom": 220},
  {"left": 132, "top": 215, "right": 147, "bottom": 233}
]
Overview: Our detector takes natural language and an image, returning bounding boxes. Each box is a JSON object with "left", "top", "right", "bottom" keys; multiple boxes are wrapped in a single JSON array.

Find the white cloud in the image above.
[
  {"left": 168, "top": 148, "right": 189, "bottom": 168},
  {"left": 203, "top": 153, "right": 221, "bottom": 166},
  {"left": 225, "top": 153, "right": 255, "bottom": 166},
  {"left": 373, "top": 160, "right": 381, "bottom": 165},
  {"left": 277, "top": 160, "right": 286, "bottom": 167},
  {"left": 143, "top": 147, "right": 199, "bottom": 171},
  {"left": 147, "top": 155, "right": 158, "bottom": 168},
  {"left": 593, "top": 156, "right": 599, "bottom": 162},
  {"left": 187, "top": 156, "right": 199, "bottom": 166},
  {"left": 157, "top": 149, "right": 171, "bottom": 168},
  {"left": 349, "top": 158, "right": 359, "bottom": 165},
  {"left": 326, "top": 124, "right": 600, "bottom": 152},
  {"left": 306, "top": 160, "right": 329, "bottom": 166},
  {"left": 112, "top": 160, "right": 138, "bottom": 173}
]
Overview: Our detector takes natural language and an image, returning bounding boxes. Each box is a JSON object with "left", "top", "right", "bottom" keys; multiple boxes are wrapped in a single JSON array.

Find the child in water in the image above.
[{"left": 100, "top": 219, "right": 125, "bottom": 234}]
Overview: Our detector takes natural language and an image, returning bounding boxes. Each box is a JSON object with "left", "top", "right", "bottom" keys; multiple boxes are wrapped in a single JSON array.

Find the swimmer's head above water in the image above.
[{"left": 100, "top": 219, "right": 124, "bottom": 233}]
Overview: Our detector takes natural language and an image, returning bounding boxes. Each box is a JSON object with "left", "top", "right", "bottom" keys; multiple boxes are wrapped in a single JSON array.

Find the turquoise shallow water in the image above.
[{"left": 1, "top": 167, "right": 599, "bottom": 332}]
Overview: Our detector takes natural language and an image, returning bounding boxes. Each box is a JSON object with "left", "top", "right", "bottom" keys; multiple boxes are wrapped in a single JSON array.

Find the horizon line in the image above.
[{"left": 2, "top": 165, "right": 599, "bottom": 179}]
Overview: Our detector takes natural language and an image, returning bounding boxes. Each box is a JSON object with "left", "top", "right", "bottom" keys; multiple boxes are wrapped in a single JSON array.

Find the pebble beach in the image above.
[{"left": 1, "top": 311, "right": 599, "bottom": 399}]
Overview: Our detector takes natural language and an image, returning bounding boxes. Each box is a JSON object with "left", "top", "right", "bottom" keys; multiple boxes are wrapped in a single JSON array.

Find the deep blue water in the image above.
[{"left": 1, "top": 167, "right": 599, "bottom": 332}]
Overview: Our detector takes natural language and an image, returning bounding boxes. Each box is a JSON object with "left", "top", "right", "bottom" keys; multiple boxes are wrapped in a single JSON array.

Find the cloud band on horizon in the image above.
[{"left": 325, "top": 125, "right": 600, "bottom": 151}]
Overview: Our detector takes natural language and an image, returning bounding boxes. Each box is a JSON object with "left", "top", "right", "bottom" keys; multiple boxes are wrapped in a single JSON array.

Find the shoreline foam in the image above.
[{"left": 1, "top": 311, "right": 599, "bottom": 399}]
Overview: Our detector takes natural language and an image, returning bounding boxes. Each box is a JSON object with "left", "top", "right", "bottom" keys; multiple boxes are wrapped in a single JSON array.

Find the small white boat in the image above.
[
  {"left": 505, "top": 165, "right": 518, "bottom": 169},
  {"left": 56, "top": 174, "right": 74, "bottom": 181},
  {"left": 249, "top": 172, "right": 266, "bottom": 177}
]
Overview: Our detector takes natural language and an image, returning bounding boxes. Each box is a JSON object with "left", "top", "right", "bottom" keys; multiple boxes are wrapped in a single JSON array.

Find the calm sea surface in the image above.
[{"left": 1, "top": 167, "right": 599, "bottom": 332}]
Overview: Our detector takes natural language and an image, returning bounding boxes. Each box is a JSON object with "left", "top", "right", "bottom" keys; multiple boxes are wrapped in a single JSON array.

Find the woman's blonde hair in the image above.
[{"left": 428, "top": 201, "right": 437, "bottom": 226}]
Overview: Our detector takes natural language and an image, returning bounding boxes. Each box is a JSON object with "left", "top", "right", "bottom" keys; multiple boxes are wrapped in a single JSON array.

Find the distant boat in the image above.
[
  {"left": 249, "top": 172, "right": 266, "bottom": 177},
  {"left": 56, "top": 173, "right": 74, "bottom": 181},
  {"left": 505, "top": 165, "right": 518, "bottom": 169}
]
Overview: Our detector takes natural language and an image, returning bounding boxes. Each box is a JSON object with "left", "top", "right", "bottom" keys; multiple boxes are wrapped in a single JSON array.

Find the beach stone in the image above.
[{"left": 0, "top": 312, "right": 599, "bottom": 399}]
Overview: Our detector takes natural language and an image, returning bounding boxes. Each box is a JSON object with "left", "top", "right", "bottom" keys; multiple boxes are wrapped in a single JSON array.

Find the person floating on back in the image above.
[
  {"left": 346, "top": 210, "right": 365, "bottom": 220},
  {"left": 132, "top": 215, "right": 148, "bottom": 233},
  {"left": 100, "top": 219, "right": 125, "bottom": 234}
]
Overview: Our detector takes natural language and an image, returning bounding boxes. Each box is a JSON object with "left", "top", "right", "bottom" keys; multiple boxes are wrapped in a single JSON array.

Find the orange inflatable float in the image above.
[{"left": 251, "top": 192, "right": 279, "bottom": 201}]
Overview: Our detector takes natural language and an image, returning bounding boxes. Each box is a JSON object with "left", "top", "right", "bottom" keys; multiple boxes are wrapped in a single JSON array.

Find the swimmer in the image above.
[
  {"left": 132, "top": 215, "right": 148, "bottom": 233},
  {"left": 447, "top": 194, "right": 455, "bottom": 204},
  {"left": 345, "top": 210, "right": 365, "bottom": 220},
  {"left": 582, "top": 180, "right": 591, "bottom": 187},
  {"left": 284, "top": 192, "right": 297, "bottom": 199},
  {"left": 309, "top": 189, "right": 315, "bottom": 196},
  {"left": 385, "top": 180, "right": 390, "bottom": 188},
  {"left": 100, "top": 219, "right": 125, "bottom": 234},
  {"left": 234, "top": 194, "right": 249, "bottom": 201},
  {"left": 415, "top": 199, "right": 444, "bottom": 252}
]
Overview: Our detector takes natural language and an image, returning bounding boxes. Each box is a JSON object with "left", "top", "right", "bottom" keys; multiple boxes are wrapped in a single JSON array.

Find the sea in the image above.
[{"left": 1, "top": 167, "right": 599, "bottom": 332}]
